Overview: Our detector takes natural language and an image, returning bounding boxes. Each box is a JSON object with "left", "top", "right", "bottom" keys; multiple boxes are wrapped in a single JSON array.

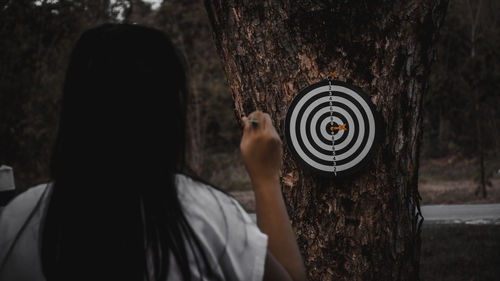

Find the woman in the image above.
[{"left": 0, "top": 24, "right": 306, "bottom": 281}]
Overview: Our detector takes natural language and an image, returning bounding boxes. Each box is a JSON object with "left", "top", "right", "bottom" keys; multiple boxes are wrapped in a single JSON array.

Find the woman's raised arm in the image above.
[{"left": 240, "top": 110, "right": 307, "bottom": 281}]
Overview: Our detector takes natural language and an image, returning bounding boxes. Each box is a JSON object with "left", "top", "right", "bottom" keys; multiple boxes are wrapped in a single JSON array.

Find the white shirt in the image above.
[{"left": 0, "top": 174, "right": 268, "bottom": 281}]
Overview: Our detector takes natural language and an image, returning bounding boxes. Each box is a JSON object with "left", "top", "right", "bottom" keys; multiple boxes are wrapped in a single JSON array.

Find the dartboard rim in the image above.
[{"left": 285, "top": 80, "right": 383, "bottom": 178}]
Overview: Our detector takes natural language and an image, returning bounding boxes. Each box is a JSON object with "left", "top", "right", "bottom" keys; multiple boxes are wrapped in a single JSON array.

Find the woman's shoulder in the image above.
[
  {"left": 174, "top": 173, "right": 253, "bottom": 225},
  {"left": 175, "top": 174, "right": 236, "bottom": 208},
  {"left": 0, "top": 183, "right": 50, "bottom": 232},
  {"left": 0, "top": 183, "right": 50, "bottom": 267}
]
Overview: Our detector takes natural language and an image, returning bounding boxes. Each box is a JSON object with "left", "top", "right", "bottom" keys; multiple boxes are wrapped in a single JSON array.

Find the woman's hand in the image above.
[
  {"left": 240, "top": 111, "right": 307, "bottom": 281},
  {"left": 240, "top": 111, "right": 282, "bottom": 186}
]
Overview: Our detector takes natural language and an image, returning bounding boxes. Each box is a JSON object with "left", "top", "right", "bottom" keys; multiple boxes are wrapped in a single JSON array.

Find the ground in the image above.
[
  {"left": 419, "top": 157, "right": 500, "bottom": 205},
  {"left": 420, "top": 179, "right": 500, "bottom": 205},
  {"left": 420, "top": 223, "right": 500, "bottom": 281}
]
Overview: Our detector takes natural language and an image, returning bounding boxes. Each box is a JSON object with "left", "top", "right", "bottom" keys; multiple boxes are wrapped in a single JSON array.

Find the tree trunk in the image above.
[{"left": 205, "top": 1, "right": 447, "bottom": 280}]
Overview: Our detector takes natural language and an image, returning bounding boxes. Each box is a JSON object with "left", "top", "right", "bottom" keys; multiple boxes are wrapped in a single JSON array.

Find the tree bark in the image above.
[{"left": 205, "top": 1, "right": 448, "bottom": 280}]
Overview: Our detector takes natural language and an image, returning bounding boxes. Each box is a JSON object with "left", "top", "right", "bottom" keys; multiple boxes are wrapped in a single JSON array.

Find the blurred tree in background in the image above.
[
  {"left": 0, "top": 0, "right": 110, "bottom": 190},
  {"left": 152, "top": 0, "right": 242, "bottom": 180},
  {"left": 0, "top": 0, "right": 246, "bottom": 192},
  {"left": 0, "top": 0, "right": 498, "bottom": 195},
  {"left": 423, "top": 0, "right": 500, "bottom": 196}
]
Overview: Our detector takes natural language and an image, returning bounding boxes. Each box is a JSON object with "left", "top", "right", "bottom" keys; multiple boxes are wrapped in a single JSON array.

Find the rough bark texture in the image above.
[{"left": 205, "top": 1, "right": 448, "bottom": 280}]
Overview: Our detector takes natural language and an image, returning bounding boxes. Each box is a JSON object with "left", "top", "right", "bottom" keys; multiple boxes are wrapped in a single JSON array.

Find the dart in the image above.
[{"left": 330, "top": 124, "right": 348, "bottom": 131}]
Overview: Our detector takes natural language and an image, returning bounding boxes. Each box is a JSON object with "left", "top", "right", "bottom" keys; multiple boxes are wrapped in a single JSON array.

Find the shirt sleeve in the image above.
[{"left": 175, "top": 175, "right": 268, "bottom": 281}]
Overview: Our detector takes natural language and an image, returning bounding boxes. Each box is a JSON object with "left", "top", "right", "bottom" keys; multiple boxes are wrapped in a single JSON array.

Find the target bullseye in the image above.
[{"left": 285, "top": 80, "right": 382, "bottom": 178}]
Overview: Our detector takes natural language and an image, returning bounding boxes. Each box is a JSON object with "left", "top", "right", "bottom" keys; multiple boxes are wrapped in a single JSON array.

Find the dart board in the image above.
[{"left": 285, "top": 80, "right": 382, "bottom": 178}]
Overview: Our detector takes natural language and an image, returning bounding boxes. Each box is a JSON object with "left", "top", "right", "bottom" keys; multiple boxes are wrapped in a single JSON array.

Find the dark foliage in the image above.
[
  {"left": 0, "top": 0, "right": 499, "bottom": 193},
  {"left": 424, "top": 0, "right": 500, "bottom": 159}
]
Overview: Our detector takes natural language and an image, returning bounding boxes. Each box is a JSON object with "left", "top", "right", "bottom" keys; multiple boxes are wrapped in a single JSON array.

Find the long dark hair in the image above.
[{"left": 42, "top": 24, "right": 213, "bottom": 281}]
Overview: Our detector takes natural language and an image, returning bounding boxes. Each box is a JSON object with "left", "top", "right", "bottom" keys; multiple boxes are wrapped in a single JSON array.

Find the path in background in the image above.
[{"left": 422, "top": 203, "right": 500, "bottom": 224}]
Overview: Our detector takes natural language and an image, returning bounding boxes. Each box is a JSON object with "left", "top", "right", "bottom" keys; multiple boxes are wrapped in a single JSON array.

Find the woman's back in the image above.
[
  {"left": 0, "top": 23, "right": 306, "bottom": 281},
  {"left": 0, "top": 174, "right": 267, "bottom": 281}
]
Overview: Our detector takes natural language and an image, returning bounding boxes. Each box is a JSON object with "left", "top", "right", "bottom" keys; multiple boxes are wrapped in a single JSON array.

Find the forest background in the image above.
[
  {"left": 1, "top": 1, "right": 499, "bottom": 280},
  {"left": 1, "top": 0, "right": 499, "bottom": 203}
]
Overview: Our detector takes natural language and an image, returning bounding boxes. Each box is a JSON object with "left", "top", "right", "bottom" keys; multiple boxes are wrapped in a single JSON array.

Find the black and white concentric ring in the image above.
[{"left": 285, "top": 81, "right": 381, "bottom": 177}]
